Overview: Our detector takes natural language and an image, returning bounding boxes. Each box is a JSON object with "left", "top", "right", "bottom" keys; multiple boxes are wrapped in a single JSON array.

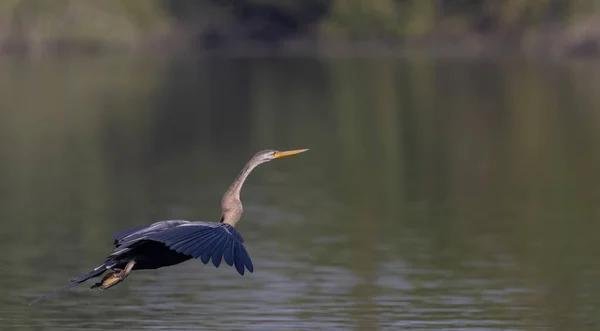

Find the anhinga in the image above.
[{"left": 30, "top": 149, "right": 308, "bottom": 304}]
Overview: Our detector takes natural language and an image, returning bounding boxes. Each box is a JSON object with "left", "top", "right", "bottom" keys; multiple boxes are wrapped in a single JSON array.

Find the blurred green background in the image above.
[{"left": 2, "top": 0, "right": 600, "bottom": 56}]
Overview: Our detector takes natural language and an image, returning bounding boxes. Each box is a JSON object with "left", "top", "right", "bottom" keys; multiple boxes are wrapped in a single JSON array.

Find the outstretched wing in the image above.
[
  {"left": 112, "top": 220, "right": 191, "bottom": 247},
  {"left": 112, "top": 225, "right": 149, "bottom": 243},
  {"left": 146, "top": 223, "right": 254, "bottom": 275}
]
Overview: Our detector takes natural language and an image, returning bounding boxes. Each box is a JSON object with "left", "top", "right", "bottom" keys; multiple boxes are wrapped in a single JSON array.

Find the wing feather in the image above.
[
  {"left": 111, "top": 225, "right": 148, "bottom": 241},
  {"left": 200, "top": 234, "right": 223, "bottom": 264},
  {"left": 113, "top": 220, "right": 191, "bottom": 247},
  {"left": 239, "top": 245, "right": 254, "bottom": 272},
  {"left": 189, "top": 231, "right": 221, "bottom": 258},
  {"left": 145, "top": 223, "right": 253, "bottom": 275},
  {"left": 223, "top": 239, "right": 234, "bottom": 266},
  {"left": 210, "top": 236, "right": 229, "bottom": 268},
  {"left": 187, "top": 231, "right": 216, "bottom": 257},
  {"left": 233, "top": 243, "right": 245, "bottom": 275},
  {"left": 171, "top": 231, "right": 206, "bottom": 251}
]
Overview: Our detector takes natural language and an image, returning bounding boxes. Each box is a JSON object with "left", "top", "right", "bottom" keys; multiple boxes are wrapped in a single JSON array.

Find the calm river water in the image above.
[{"left": 1, "top": 56, "right": 600, "bottom": 330}]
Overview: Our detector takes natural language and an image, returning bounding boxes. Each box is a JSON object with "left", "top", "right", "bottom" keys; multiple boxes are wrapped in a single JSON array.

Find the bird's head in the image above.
[{"left": 251, "top": 149, "right": 309, "bottom": 165}]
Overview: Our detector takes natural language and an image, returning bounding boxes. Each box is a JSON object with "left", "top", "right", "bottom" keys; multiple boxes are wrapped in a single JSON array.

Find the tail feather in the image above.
[{"left": 29, "top": 265, "right": 108, "bottom": 305}]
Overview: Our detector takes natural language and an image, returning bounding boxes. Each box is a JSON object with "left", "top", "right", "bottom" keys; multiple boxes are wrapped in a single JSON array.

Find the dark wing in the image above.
[
  {"left": 112, "top": 225, "right": 149, "bottom": 243},
  {"left": 112, "top": 220, "right": 191, "bottom": 248},
  {"left": 146, "top": 223, "right": 254, "bottom": 275}
]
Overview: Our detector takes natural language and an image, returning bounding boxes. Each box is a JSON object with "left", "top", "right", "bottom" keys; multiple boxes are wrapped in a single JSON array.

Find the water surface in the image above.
[{"left": 1, "top": 57, "right": 600, "bottom": 330}]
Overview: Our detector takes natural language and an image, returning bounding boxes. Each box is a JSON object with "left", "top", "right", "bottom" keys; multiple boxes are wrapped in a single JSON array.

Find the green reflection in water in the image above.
[{"left": 1, "top": 57, "right": 600, "bottom": 330}]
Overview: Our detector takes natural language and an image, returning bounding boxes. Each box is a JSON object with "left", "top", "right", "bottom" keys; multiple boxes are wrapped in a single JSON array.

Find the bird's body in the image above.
[
  {"left": 106, "top": 220, "right": 252, "bottom": 273},
  {"left": 30, "top": 149, "right": 307, "bottom": 304}
]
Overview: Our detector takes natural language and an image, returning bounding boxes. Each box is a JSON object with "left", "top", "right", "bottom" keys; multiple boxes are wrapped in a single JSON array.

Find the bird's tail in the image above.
[{"left": 29, "top": 264, "right": 108, "bottom": 305}]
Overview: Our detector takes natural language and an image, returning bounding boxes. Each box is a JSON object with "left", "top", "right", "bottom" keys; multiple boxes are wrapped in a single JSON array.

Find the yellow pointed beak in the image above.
[{"left": 274, "top": 149, "right": 309, "bottom": 159}]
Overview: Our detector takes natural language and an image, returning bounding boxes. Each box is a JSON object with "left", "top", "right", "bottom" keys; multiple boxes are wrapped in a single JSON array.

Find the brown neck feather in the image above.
[{"left": 219, "top": 156, "right": 265, "bottom": 226}]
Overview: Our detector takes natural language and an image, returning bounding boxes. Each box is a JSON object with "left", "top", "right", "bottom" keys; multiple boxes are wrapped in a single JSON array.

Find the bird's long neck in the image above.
[{"left": 220, "top": 159, "right": 261, "bottom": 226}]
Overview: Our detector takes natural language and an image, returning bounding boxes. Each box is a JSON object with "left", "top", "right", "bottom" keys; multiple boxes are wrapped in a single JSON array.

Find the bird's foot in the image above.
[{"left": 91, "top": 260, "right": 136, "bottom": 291}]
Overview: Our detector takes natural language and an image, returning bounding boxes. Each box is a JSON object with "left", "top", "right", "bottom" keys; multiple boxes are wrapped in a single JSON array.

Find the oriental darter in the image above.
[{"left": 30, "top": 149, "right": 308, "bottom": 304}]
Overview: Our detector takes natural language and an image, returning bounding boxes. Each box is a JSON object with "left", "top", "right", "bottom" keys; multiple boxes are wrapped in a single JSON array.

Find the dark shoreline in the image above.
[{"left": 1, "top": 26, "right": 599, "bottom": 60}]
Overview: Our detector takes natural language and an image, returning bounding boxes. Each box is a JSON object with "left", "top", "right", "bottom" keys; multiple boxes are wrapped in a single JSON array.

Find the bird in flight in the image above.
[{"left": 30, "top": 149, "right": 308, "bottom": 304}]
